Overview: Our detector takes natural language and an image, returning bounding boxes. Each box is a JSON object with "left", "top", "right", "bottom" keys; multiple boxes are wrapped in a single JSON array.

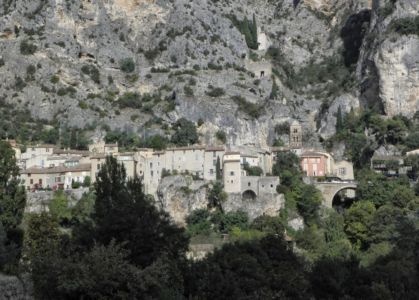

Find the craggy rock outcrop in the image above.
[
  {"left": 157, "top": 176, "right": 208, "bottom": 226},
  {"left": 25, "top": 188, "right": 90, "bottom": 213},
  {"left": 223, "top": 193, "right": 285, "bottom": 221},
  {"left": 0, "top": 0, "right": 386, "bottom": 146},
  {"left": 358, "top": 0, "right": 419, "bottom": 117},
  {"left": 157, "top": 175, "right": 285, "bottom": 224}
]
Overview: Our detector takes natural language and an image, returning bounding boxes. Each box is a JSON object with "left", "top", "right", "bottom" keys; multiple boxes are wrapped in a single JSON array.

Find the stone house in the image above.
[{"left": 20, "top": 164, "right": 91, "bottom": 190}]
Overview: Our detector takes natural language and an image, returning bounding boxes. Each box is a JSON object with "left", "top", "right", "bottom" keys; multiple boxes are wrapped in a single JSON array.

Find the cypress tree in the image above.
[{"left": 216, "top": 156, "right": 221, "bottom": 181}]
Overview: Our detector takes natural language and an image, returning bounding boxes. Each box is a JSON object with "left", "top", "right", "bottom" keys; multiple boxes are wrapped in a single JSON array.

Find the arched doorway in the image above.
[{"left": 242, "top": 190, "right": 257, "bottom": 201}]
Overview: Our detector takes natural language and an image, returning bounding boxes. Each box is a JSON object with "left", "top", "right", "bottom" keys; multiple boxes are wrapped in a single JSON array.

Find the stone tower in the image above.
[
  {"left": 223, "top": 152, "right": 242, "bottom": 193},
  {"left": 290, "top": 120, "right": 302, "bottom": 149}
]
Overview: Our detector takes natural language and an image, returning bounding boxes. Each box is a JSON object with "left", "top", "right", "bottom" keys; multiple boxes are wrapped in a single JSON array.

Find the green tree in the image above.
[
  {"left": 171, "top": 118, "right": 199, "bottom": 146},
  {"left": 207, "top": 181, "right": 227, "bottom": 211},
  {"left": 344, "top": 201, "right": 376, "bottom": 249},
  {"left": 215, "top": 156, "right": 222, "bottom": 180},
  {"left": 49, "top": 190, "right": 72, "bottom": 225},
  {"left": 0, "top": 141, "right": 26, "bottom": 273},
  {"left": 93, "top": 156, "right": 189, "bottom": 268}
]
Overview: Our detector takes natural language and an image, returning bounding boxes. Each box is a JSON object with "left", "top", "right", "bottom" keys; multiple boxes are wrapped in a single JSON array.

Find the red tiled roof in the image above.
[{"left": 21, "top": 164, "right": 91, "bottom": 175}]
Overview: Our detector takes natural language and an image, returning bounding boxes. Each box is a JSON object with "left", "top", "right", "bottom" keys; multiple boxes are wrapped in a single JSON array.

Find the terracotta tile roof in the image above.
[
  {"left": 21, "top": 163, "right": 91, "bottom": 175},
  {"left": 270, "top": 147, "right": 290, "bottom": 152},
  {"left": 300, "top": 151, "right": 328, "bottom": 158},
  {"left": 53, "top": 149, "right": 90, "bottom": 156},
  {"left": 224, "top": 151, "right": 240, "bottom": 155},
  {"left": 28, "top": 144, "right": 57, "bottom": 149},
  {"left": 90, "top": 154, "right": 108, "bottom": 159},
  {"left": 205, "top": 146, "right": 225, "bottom": 152},
  {"left": 167, "top": 145, "right": 206, "bottom": 151}
]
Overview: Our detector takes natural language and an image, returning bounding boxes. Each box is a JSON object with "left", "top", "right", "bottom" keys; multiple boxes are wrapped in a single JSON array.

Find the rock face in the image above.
[
  {"left": 157, "top": 175, "right": 284, "bottom": 224},
  {"left": 0, "top": 274, "right": 33, "bottom": 300},
  {"left": 223, "top": 193, "right": 285, "bottom": 221},
  {"left": 0, "top": 0, "right": 417, "bottom": 145},
  {"left": 358, "top": 0, "right": 419, "bottom": 117},
  {"left": 157, "top": 176, "right": 208, "bottom": 226},
  {"left": 25, "top": 188, "right": 89, "bottom": 213}
]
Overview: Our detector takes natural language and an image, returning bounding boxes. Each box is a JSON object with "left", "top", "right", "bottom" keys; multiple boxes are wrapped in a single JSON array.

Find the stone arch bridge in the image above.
[{"left": 314, "top": 181, "right": 357, "bottom": 208}]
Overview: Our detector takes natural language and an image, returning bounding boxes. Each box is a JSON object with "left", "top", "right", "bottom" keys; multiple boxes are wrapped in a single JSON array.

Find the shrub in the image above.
[
  {"left": 20, "top": 40, "right": 37, "bottom": 55},
  {"left": 206, "top": 87, "right": 225, "bottom": 97},
  {"left": 119, "top": 58, "right": 135, "bottom": 73},
  {"left": 184, "top": 85, "right": 194, "bottom": 97},
  {"left": 50, "top": 75, "right": 59, "bottom": 84},
  {"left": 215, "top": 130, "right": 227, "bottom": 143},
  {"left": 171, "top": 118, "right": 198, "bottom": 146},
  {"left": 117, "top": 92, "right": 141, "bottom": 109},
  {"left": 231, "top": 95, "right": 261, "bottom": 119},
  {"left": 81, "top": 65, "right": 100, "bottom": 84},
  {"left": 78, "top": 101, "right": 88, "bottom": 109},
  {"left": 390, "top": 16, "right": 419, "bottom": 36}
]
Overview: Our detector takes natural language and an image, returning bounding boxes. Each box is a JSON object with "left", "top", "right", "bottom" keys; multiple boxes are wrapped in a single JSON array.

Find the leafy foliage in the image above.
[{"left": 171, "top": 118, "right": 198, "bottom": 146}]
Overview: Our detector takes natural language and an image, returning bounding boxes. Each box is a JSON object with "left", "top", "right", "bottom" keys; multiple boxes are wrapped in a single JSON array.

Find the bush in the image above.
[
  {"left": 171, "top": 118, "right": 198, "bottom": 146},
  {"left": 83, "top": 176, "right": 91, "bottom": 187},
  {"left": 206, "top": 87, "right": 225, "bottom": 97},
  {"left": 215, "top": 130, "right": 227, "bottom": 144},
  {"left": 20, "top": 40, "right": 37, "bottom": 55},
  {"left": 117, "top": 92, "right": 142, "bottom": 109},
  {"left": 119, "top": 58, "right": 135, "bottom": 73},
  {"left": 231, "top": 95, "right": 261, "bottom": 119},
  {"left": 390, "top": 16, "right": 419, "bottom": 36},
  {"left": 81, "top": 65, "right": 100, "bottom": 84},
  {"left": 184, "top": 85, "right": 194, "bottom": 97}
]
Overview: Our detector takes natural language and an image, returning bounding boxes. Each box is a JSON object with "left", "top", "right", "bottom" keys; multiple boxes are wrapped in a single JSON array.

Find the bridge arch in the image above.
[
  {"left": 242, "top": 189, "right": 257, "bottom": 201},
  {"left": 331, "top": 186, "right": 357, "bottom": 211},
  {"left": 314, "top": 183, "right": 357, "bottom": 208}
]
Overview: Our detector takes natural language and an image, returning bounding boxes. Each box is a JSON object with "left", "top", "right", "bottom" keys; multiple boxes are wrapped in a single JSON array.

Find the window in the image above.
[
  {"left": 230, "top": 171, "right": 235, "bottom": 176},
  {"left": 55, "top": 177, "right": 61, "bottom": 183},
  {"left": 151, "top": 171, "right": 154, "bottom": 177},
  {"left": 248, "top": 182, "right": 251, "bottom": 186},
  {"left": 339, "top": 168, "right": 346, "bottom": 175},
  {"left": 150, "top": 162, "right": 153, "bottom": 168},
  {"left": 270, "top": 184, "right": 273, "bottom": 188},
  {"left": 213, "top": 152, "right": 216, "bottom": 158},
  {"left": 210, "top": 169, "right": 214, "bottom": 175},
  {"left": 39, "top": 179, "right": 42, "bottom": 185},
  {"left": 30, "top": 179, "right": 33, "bottom": 184},
  {"left": 213, "top": 159, "right": 216, "bottom": 166},
  {"left": 46, "top": 148, "right": 49, "bottom": 152}
]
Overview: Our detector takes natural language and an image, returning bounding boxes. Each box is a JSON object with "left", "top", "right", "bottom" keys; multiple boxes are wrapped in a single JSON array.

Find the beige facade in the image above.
[
  {"left": 20, "top": 164, "right": 91, "bottom": 190},
  {"left": 21, "top": 144, "right": 56, "bottom": 160},
  {"left": 203, "top": 147, "right": 225, "bottom": 181},
  {"left": 223, "top": 153, "right": 242, "bottom": 193},
  {"left": 331, "top": 160, "right": 354, "bottom": 181},
  {"left": 88, "top": 142, "right": 119, "bottom": 155}
]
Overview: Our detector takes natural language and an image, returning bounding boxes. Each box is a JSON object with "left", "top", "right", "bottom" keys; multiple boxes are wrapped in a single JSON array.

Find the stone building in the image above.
[
  {"left": 289, "top": 120, "right": 302, "bottom": 149},
  {"left": 223, "top": 152, "right": 242, "bottom": 193}
]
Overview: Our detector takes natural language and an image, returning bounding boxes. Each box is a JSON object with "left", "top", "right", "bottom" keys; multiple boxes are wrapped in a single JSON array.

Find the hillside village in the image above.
[{"left": 7, "top": 122, "right": 358, "bottom": 201}]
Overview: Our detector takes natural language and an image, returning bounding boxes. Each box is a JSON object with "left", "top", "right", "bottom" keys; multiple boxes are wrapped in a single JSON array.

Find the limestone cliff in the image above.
[{"left": 0, "top": 0, "right": 417, "bottom": 146}]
